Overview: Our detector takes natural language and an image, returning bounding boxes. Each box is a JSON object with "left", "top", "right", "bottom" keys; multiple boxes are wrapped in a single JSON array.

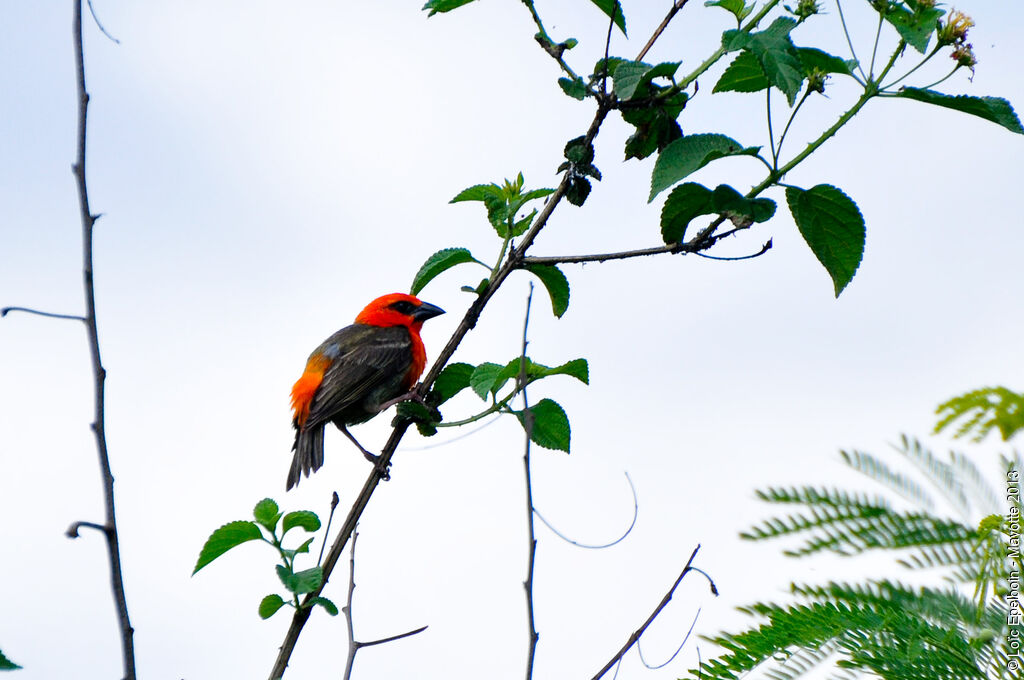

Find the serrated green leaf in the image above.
[
  {"left": 895, "top": 88, "right": 1024, "bottom": 135},
  {"left": 259, "top": 594, "right": 287, "bottom": 619},
  {"left": 308, "top": 596, "right": 340, "bottom": 616},
  {"left": 711, "top": 184, "right": 777, "bottom": 226},
  {"left": 588, "top": 0, "right": 627, "bottom": 36},
  {"left": 558, "top": 76, "right": 588, "bottom": 100},
  {"left": 411, "top": 248, "right": 479, "bottom": 296},
  {"left": 661, "top": 183, "right": 715, "bottom": 243},
  {"left": 786, "top": 185, "right": 865, "bottom": 297},
  {"left": 277, "top": 565, "right": 323, "bottom": 595},
  {"left": 612, "top": 61, "right": 682, "bottom": 101},
  {"left": 883, "top": 4, "right": 943, "bottom": 53},
  {"left": 524, "top": 264, "right": 569, "bottom": 318},
  {"left": 422, "top": 0, "right": 476, "bottom": 16},
  {"left": 722, "top": 17, "right": 803, "bottom": 104},
  {"left": 494, "top": 357, "right": 590, "bottom": 393},
  {"left": 450, "top": 183, "right": 502, "bottom": 203},
  {"left": 253, "top": 498, "right": 280, "bottom": 531},
  {"left": 546, "top": 358, "right": 589, "bottom": 384},
  {"left": 517, "top": 398, "right": 571, "bottom": 452},
  {"left": 649, "top": 134, "right": 759, "bottom": 201},
  {"left": 0, "top": 649, "right": 21, "bottom": 670},
  {"left": 797, "top": 47, "right": 857, "bottom": 76},
  {"left": 282, "top": 511, "right": 321, "bottom": 535},
  {"left": 432, "top": 362, "right": 475, "bottom": 404},
  {"left": 193, "top": 521, "right": 263, "bottom": 575},
  {"left": 566, "top": 176, "right": 592, "bottom": 206},
  {"left": 714, "top": 50, "right": 770, "bottom": 93},
  {"left": 705, "top": 0, "right": 754, "bottom": 21},
  {"left": 470, "top": 363, "right": 504, "bottom": 400},
  {"left": 564, "top": 136, "right": 594, "bottom": 165},
  {"left": 613, "top": 61, "right": 652, "bottom": 100}
]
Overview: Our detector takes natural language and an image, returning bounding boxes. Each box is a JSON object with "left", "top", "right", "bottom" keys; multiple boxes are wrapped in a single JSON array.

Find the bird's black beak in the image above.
[{"left": 413, "top": 301, "right": 445, "bottom": 322}]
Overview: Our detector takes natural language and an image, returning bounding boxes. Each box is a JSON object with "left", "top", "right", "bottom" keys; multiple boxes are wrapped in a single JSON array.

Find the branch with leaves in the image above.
[{"left": 181, "top": 1, "right": 1023, "bottom": 677}]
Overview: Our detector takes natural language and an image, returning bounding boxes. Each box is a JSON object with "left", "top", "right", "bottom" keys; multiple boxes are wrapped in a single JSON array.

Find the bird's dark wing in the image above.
[{"left": 303, "top": 324, "right": 412, "bottom": 430}]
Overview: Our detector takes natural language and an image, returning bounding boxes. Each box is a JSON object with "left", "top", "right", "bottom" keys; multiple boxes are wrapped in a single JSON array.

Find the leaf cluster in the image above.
[
  {"left": 401, "top": 356, "right": 588, "bottom": 452},
  {"left": 193, "top": 499, "right": 338, "bottom": 620}
]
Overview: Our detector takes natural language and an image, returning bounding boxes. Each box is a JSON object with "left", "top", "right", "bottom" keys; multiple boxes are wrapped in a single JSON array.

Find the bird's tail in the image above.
[{"left": 287, "top": 423, "right": 325, "bottom": 490}]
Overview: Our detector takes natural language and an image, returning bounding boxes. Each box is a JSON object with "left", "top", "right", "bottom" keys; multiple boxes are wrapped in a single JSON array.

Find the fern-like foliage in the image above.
[
  {"left": 693, "top": 392, "right": 1022, "bottom": 680},
  {"left": 935, "top": 386, "right": 1024, "bottom": 442}
]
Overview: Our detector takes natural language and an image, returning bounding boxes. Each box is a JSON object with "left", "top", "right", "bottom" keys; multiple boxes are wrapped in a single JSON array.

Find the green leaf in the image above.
[
  {"left": 612, "top": 61, "right": 682, "bottom": 100},
  {"left": 649, "top": 134, "right": 759, "bottom": 201},
  {"left": 411, "top": 247, "right": 479, "bottom": 296},
  {"left": 524, "top": 264, "right": 570, "bottom": 318},
  {"left": 797, "top": 47, "right": 857, "bottom": 77},
  {"left": 705, "top": 0, "right": 754, "bottom": 21},
  {"left": 422, "top": 0, "right": 476, "bottom": 16},
  {"left": 276, "top": 565, "right": 323, "bottom": 595},
  {"left": 786, "top": 185, "right": 865, "bottom": 297},
  {"left": 612, "top": 61, "right": 652, "bottom": 100},
  {"left": 193, "top": 521, "right": 263, "bottom": 575},
  {"left": 450, "top": 183, "right": 501, "bottom": 203},
  {"left": 895, "top": 88, "right": 1024, "bottom": 135},
  {"left": 494, "top": 357, "right": 590, "bottom": 391},
  {"left": 714, "top": 50, "right": 770, "bottom": 93},
  {"left": 722, "top": 17, "right": 803, "bottom": 104},
  {"left": 470, "top": 362, "right": 505, "bottom": 400},
  {"left": 287, "top": 537, "right": 315, "bottom": 558},
  {"left": 544, "top": 358, "right": 589, "bottom": 384},
  {"left": 588, "top": 0, "right": 627, "bottom": 36},
  {"left": 517, "top": 398, "right": 571, "bottom": 452},
  {"left": 0, "top": 649, "right": 21, "bottom": 670},
  {"left": 883, "top": 4, "right": 943, "bottom": 53},
  {"left": 558, "top": 76, "right": 588, "bottom": 100},
  {"left": 660, "top": 183, "right": 775, "bottom": 243},
  {"left": 432, "top": 362, "right": 475, "bottom": 404},
  {"left": 661, "top": 183, "right": 714, "bottom": 243},
  {"left": 307, "top": 596, "right": 340, "bottom": 616},
  {"left": 282, "top": 511, "right": 321, "bottom": 535},
  {"left": 258, "top": 594, "right": 287, "bottom": 619},
  {"left": 253, "top": 498, "right": 280, "bottom": 532},
  {"left": 566, "top": 176, "right": 592, "bottom": 206},
  {"left": 711, "top": 184, "right": 777, "bottom": 226}
]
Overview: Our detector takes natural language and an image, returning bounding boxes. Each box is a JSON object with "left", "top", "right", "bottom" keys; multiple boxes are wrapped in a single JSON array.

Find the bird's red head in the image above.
[{"left": 354, "top": 293, "right": 445, "bottom": 331}]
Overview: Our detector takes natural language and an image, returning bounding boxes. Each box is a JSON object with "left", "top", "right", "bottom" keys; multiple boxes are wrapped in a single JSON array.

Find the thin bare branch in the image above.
[
  {"left": 590, "top": 545, "right": 715, "bottom": 680},
  {"left": 318, "top": 492, "right": 340, "bottom": 567},
  {"left": 341, "top": 529, "right": 428, "bottom": 680},
  {"left": 358, "top": 626, "right": 429, "bottom": 649},
  {"left": 600, "top": 1, "right": 620, "bottom": 96},
  {"left": 1, "top": 306, "right": 85, "bottom": 321},
  {"left": 71, "top": 1, "right": 136, "bottom": 677},
  {"left": 695, "top": 239, "right": 772, "bottom": 261},
  {"left": 86, "top": 0, "right": 120, "bottom": 44},
  {"left": 636, "top": 1, "right": 690, "bottom": 62},
  {"left": 533, "top": 472, "right": 638, "bottom": 549},
  {"left": 519, "top": 285, "right": 539, "bottom": 680},
  {"left": 342, "top": 530, "right": 359, "bottom": 680},
  {"left": 66, "top": 520, "right": 108, "bottom": 538}
]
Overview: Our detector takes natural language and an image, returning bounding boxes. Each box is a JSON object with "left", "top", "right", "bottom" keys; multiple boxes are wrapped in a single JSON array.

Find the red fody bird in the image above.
[{"left": 287, "top": 293, "right": 445, "bottom": 490}]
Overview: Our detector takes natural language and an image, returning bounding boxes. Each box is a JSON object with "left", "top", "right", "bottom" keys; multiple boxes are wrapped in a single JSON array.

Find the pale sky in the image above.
[{"left": 2, "top": 2, "right": 1022, "bottom": 679}]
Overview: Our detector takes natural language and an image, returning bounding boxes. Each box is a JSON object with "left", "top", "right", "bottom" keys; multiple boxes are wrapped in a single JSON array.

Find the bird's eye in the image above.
[{"left": 390, "top": 300, "right": 416, "bottom": 315}]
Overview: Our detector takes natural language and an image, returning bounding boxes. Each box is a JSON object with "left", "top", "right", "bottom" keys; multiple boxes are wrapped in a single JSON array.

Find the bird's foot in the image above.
[{"left": 377, "top": 388, "right": 426, "bottom": 412}]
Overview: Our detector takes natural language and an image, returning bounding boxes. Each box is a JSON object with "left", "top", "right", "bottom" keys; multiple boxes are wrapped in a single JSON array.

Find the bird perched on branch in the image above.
[{"left": 287, "top": 293, "right": 445, "bottom": 490}]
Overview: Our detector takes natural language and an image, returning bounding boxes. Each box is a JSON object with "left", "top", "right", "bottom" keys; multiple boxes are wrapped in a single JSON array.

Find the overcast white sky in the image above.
[{"left": 2, "top": 2, "right": 1022, "bottom": 679}]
